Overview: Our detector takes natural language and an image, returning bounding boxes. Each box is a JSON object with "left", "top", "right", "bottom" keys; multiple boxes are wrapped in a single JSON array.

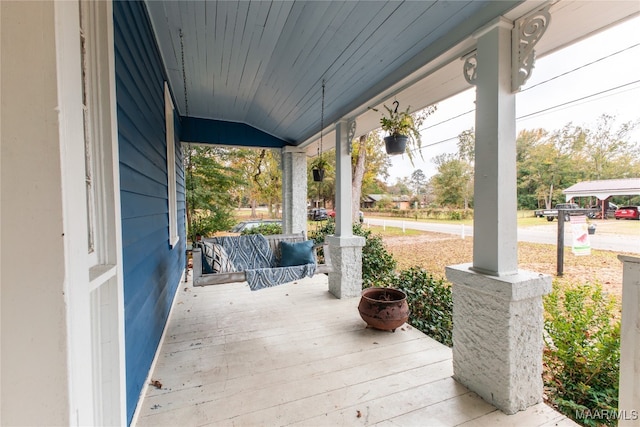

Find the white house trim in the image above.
[
  {"left": 165, "top": 82, "right": 179, "bottom": 248},
  {"left": 55, "top": 1, "right": 95, "bottom": 424}
]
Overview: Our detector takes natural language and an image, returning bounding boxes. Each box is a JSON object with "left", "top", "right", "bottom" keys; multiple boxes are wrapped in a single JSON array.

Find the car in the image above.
[
  {"left": 614, "top": 206, "right": 639, "bottom": 220},
  {"left": 307, "top": 208, "right": 328, "bottom": 221},
  {"left": 325, "top": 209, "right": 363, "bottom": 222},
  {"left": 534, "top": 203, "right": 596, "bottom": 221},
  {"left": 230, "top": 220, "right": 282, "bottom": 233}
]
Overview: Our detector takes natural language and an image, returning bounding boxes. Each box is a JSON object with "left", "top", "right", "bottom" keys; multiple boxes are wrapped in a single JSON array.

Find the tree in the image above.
[
  {"left": 230, "top": 148, "right": 282, "bottom": 217},
  {"left": 352, "top": 135, "right": 367, "bottom": 223},
  {"left": 410, "top": 169, "right": 427, "bottom": 201},
  {"left": 430, "top": 153, "right": 471, "bottom": 208},
  {"left": 387, "top": 177, "right": 412, "bottom": 196},
  {"left": 514, "top": 115, "right": 640, "bottom": 209},
  {"left": 309, "top": 130, "right": 393, "bottom": 221},
  {"left": 429, "top": 129, "right": 474, "bottom": 208},
  {"left": 580, "top": 114, "right": 640, "bottom": 180},
  {"left": 185, "top": 145, "right": 245, "bottom": 242}
]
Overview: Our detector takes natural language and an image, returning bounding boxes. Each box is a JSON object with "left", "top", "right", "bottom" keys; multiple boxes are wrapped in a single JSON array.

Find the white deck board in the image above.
[{"left": 135, "top": 274, "right": 577, "bottom": 426}]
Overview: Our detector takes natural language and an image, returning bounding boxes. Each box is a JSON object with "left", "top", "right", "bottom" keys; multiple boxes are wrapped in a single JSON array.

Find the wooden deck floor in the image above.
[{"left": 135, "top": 274, "right": 577, "bottom": 426}]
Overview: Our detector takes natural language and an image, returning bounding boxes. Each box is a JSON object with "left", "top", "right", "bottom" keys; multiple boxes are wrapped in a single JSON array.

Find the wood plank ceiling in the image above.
[{"left": 145, "top": 1, "right": 522, "bottom": 146}]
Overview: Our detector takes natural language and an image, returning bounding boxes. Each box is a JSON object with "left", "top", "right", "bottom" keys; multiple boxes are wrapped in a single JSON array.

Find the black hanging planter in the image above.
[
  {"left": 384, "top": 135, "right": 409, "bottom": 155},
  {"left": 312, "top": 168, "right": 325, "bottom": 182}
]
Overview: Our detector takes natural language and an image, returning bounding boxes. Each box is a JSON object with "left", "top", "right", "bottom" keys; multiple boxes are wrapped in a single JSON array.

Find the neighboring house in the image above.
[
  {"left": 361, "top": 194, "right": 385, "bottom": 208},
  {"left": 393, "top": 195, "right": 412, "bottom": 210},
  {"left": 2, "top": 1, "right": 637, "bottom": 426}
]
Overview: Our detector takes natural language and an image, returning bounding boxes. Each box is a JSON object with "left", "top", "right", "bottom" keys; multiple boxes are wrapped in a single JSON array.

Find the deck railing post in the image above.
[{"left": 618, "top": 255, "right": 640, "bottom": 426}]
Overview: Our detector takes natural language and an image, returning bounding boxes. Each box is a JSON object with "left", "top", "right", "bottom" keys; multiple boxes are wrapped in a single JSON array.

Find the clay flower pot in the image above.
[{"left": 358, "top": 287, "right": 410, "bottom": 332}]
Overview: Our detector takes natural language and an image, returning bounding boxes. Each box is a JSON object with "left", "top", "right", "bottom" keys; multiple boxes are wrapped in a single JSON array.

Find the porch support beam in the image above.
[
  {"left": 446, "top": 17, "right": 551, "bottom": 415},
  {"left": 334, "top": 120, "right": 353, "bottom": 238},
  {"left": 618, "top": 255, "right": 640, "bottom": 426},
  {"left": 473, "top": 17, "right": 518, "bottom": 276},
  {"left": 281, "top": 146, "right": 308, "bottom": 235},
  {"left": 327, "top": 120, "right": 365, "bottom": 299}
]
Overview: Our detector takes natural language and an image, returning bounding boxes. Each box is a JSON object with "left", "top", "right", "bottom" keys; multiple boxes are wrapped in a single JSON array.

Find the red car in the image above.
[{"left": 614, "top": 206, "right": 639, "bottom": 220}]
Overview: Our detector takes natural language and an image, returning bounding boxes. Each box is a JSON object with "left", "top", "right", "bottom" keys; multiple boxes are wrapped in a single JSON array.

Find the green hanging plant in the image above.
[{"left": 376, "top": 101, "right": 437, "bottom": 164}]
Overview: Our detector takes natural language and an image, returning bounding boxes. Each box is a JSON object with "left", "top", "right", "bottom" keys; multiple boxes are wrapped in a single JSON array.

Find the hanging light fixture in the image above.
[{"left": 312, "top": 79, "right": 327, "bottom": 182}]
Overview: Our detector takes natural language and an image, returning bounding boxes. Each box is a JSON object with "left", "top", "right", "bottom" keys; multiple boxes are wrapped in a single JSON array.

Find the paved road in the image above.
[{"left": 364, "top": 217, "right": 640, "bottom": 254}]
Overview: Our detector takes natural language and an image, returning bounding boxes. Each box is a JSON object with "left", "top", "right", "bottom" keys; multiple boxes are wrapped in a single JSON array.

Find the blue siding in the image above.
[
  {"left": 113, "top": 1, "right": 186, "bottom": 423},
  {"left": 181, "top": 116, "right": 289, "bottom": 148}
]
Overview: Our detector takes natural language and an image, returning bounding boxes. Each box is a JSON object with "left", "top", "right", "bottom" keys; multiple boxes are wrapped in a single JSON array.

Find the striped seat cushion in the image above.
[{"left": 201, "top": 242, "right": 236, "bottom": 274}]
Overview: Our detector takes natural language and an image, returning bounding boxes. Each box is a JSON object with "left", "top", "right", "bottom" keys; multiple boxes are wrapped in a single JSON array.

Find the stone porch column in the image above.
[
  {"left": 446, "top": 16, "right": 551, "bottom": 415},
  {"left": 281, "top": 146, "right": 308, "bottom": 235},
  {"left": 327, "top": 120, "right": 365, "bottom": 298},
  {"left": 618, "top": 255, "right": 640, "bottom": 426}
]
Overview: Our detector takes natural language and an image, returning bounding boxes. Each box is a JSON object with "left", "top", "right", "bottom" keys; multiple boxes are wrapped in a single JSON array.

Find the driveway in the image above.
[{"left": 364, "top": 218, "right": 640, "bottom": 254}]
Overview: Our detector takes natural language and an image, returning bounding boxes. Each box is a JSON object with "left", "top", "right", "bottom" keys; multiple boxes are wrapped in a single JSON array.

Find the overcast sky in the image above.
[{"left": 385, "top": 14, "right": 640, "bottom": 183}]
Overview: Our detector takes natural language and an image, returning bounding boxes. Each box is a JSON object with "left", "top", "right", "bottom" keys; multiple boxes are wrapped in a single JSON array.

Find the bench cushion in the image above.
[
  {"left": 278, "top": 240, "right": 315, "bottom": 267},
  {"left": 208, "top": 234, "right": 275, "bottom": 270},
  {"left": 201, "top": 242, "right": 236, "bottom": 274}
]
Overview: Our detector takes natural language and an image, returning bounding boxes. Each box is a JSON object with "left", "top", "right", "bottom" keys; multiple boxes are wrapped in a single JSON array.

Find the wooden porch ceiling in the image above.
[
  {"left": 134, "top": 276, "right": 578, "bottom": 426},
  {"left": 145, "top": 1, "right": 639, "bottom": 150},
  {"left": 145, "top": 0, "right": 522, "bottom": 146}
]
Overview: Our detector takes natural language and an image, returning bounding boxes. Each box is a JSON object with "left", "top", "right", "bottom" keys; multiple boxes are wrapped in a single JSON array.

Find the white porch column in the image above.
[
  {"left": 327, "top": 120, "right": 365, "bottom": 298},
  {"left": 446, "top": 17, "right": 551, "bottom": 415},
  {"left": 618, "top": 255, "right": 640, "bottom": 426},
  {"left": 473, "top": 17, "right": 517, "bottom": 277},
  {"left": 281, "top": 146, "right": 308, "bottom": 235}
]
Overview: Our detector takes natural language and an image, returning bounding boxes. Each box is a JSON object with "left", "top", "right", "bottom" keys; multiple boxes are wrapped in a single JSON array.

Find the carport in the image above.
[{"left": 564, "top": 178, "right": 640, "bottom": 218}]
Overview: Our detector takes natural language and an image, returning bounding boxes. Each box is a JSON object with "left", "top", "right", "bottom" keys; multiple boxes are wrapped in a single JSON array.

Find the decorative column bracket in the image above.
[
  {"left": 461, "top": 3, "right": 551, "bottom": 92},
  {"left": 462, "top": 50, "right": 478, "bottom": 85},
  {"left": 512, "top": 3, "right": 551, "bottom": 92}
]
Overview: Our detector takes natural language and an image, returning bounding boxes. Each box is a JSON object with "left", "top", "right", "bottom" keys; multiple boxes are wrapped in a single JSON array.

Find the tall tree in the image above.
[
  {"left": 185, "top": 145, "right": 245, "bottom": 242},
  {"left": 352, "top": 134, "right": 367, "bottom": 222},
  {"left": 430, "top": 153, "right": 471, "bottom": 208},
  {"left": 230, "top": 148, "right": 282, "bottom": 217},
  {"left": 410, "top": 169, "right": 427, "bottom": 197},
  {"left": 580, "top": 114, "right": 640, "bottom": 180},
  {"left": 429, "top": 129, "right": 475, "bottom": 208}
]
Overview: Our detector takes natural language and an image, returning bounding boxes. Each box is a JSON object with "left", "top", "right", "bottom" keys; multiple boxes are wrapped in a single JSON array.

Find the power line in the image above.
[
  {"left": 405, "top": 79, "right": 640, "bottom": 157},
  {"left": 414, "top": 43, "right": 639, "bottom": 135},
  {"left": 520, "top": 43, "right": 639, "bottom": 93},
  {"left": 517, "top": 79, "right": 640, "bottom": 120}
]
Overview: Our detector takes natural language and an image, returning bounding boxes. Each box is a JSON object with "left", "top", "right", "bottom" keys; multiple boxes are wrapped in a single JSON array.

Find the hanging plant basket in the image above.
[
  {"left": 384, "top": 135, "right": 408, "bottom": 155},
  {"left": 312, "top": 168, "right": 325, "bottom": 182}
]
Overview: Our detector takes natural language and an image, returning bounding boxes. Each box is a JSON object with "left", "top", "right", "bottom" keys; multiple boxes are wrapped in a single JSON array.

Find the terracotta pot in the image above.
[
  {"left": 358, "top": 287, "right": 409, "bottom": 332},
  {"left": 384, "top": 135, "right": 408, "bottom": 155}
]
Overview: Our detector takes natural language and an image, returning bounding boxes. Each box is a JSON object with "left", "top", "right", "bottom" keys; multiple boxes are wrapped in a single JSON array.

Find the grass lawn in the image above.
[{"left": 375, "top": 225, "right": 629, "bottom": 307}]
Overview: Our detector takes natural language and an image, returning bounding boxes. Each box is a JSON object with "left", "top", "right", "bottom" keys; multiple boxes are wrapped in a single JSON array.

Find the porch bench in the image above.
[{"left": 192, "top": 232, "right": 332, "bottom": 289}]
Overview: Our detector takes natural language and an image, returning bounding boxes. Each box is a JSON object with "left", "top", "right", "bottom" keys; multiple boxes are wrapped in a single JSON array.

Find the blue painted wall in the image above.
[
  {"left": 113, "top": 1, "right": 186, "bottom": 423},
  {"left": 181, "top": 116, "right": 288, "bottom": 148}
]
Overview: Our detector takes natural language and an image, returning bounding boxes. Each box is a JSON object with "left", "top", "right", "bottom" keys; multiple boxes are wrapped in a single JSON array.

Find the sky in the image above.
[{"left": 385, "top": 14, "right": 640, "bottom": 183}]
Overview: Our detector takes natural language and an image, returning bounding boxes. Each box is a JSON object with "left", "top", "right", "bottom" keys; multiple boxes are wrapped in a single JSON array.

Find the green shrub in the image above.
[
  {"left": 394, "top": 267, "right": 453, "bottom": 346},
  {"left": 543, "top": 283, "right": 620, "bottom": 427},
  {"left": 449, "top": 211, "right": 462, "bottom": 220},
  {"left": 311, "top": 221, "right": 396, "bottom": 285},
  {"left": 241, "top": 222, "right": 283, "bottom": 236}
]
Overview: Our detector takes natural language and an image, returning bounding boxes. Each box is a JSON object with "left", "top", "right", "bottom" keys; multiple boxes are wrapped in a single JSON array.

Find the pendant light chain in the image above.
[
  {"left": 179, "top": 29, "right": 189, "bottom": 117},
  {"left": 319, "top": 79, "right": 325, "bottom": 157}
]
